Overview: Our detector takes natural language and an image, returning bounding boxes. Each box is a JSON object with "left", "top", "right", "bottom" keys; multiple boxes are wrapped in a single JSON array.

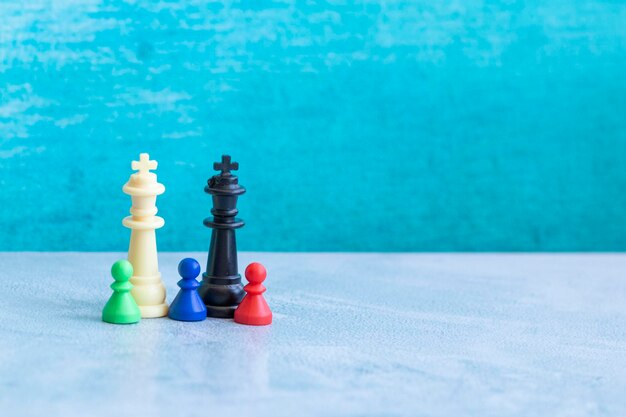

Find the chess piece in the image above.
[
  {"left": 168, "top": 258, "right": 207, "bottom": 322},
  {"left": 198, "top": 155, "right": 246, "bottom": 318},
  {"left": 234, "top": 262, "right": 272, "bottom": 326},
  {"left": 122, "top": 153, "right": 168, "bottom": 318},
  {"left": 102, "top": 260, "right": 141, "bottom": 324}
]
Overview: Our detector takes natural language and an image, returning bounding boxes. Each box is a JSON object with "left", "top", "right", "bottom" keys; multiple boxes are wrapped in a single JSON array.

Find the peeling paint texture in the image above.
[{"left": 0, "top": 1, "right": 625, "bottom": 251}]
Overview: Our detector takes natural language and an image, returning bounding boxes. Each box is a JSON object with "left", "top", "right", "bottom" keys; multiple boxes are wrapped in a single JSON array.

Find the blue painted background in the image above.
[{"left": 1, "top": 0, "right": 625, "bottom": 251}]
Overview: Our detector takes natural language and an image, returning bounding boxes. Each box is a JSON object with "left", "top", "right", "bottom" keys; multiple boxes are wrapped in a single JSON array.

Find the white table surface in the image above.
[{"left": 0, "top": 253, "right": 624, "bottom": 417}]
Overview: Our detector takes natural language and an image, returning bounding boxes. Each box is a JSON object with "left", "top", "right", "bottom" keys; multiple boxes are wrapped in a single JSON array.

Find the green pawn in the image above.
[{"left": 102, "top": 260, "right": 141, "bottom": 324}]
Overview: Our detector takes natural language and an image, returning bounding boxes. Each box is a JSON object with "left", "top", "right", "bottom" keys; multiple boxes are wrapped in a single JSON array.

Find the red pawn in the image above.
[{"left": 234, "top": 262, "right": 272, "bottom": 326}]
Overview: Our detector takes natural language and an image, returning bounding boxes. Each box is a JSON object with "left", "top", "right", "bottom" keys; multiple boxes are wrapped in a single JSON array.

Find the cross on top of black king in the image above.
[{"left": 214, "top": 155, "right": 239, "bottom": 175}]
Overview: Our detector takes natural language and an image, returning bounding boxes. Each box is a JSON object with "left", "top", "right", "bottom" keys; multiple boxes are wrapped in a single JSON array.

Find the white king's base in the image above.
[
  {"left": 130, "top": 273, "right": 168, "bottom": 318},
  {"left": 137, "top": 303, "right": 169, "bottom": 318}
]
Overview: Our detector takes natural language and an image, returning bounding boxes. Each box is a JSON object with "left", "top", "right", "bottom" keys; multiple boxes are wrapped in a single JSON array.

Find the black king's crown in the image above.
[{"left": 198, "top": 155, "right": 246, "bottom": 318}]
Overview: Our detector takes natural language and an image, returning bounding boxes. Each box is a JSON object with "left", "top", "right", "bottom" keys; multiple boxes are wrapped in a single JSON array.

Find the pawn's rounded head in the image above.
[
  {"left": 178, "top": 258, "right": 201, "bottom": 279},
  {"left": 111, "top": 259, "right": 133, "bottom": 282},
  {"left": 245, "top": 262, "right": 267, "bottom": 284}
]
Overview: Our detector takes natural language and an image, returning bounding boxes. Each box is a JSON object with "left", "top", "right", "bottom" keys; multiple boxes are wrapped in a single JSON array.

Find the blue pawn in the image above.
[{"left": 168, "top": 258, "right": 207, "bottom": 321}]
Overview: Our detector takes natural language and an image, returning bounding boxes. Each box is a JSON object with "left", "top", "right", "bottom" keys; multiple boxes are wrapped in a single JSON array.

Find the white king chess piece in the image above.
[{"left": 122, "top": 153, "right": 168, "bottom": 318}]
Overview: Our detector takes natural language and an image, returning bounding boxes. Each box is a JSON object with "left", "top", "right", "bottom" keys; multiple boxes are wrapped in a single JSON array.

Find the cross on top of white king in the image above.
[{"left": 132, "top": 153, "right": 158, "bottom": 175}]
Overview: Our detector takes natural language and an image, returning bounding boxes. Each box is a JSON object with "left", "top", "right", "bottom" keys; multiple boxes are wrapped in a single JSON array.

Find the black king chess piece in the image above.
[{"left": 198, "top": 155, "right": 246, "bottom": 318}]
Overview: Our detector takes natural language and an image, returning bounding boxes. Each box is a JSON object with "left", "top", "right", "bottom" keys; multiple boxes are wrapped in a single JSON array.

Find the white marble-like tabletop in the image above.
[{"left": 0, "top": 253, "right": 624, "bottom": 417}]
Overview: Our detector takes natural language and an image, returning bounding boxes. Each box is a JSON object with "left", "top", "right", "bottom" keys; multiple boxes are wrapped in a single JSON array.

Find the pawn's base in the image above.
[
  {"left": 234, "top": 312, "right": 272, "bottom": 326},
  {"left": 169, "top": 311, "right": 206, "bottom": 322},
  {"left": 139, "top": 303, "right": 169, "bottom": 318},
  {"left": 206, "top": 304, "right": 237, "bottom": 319},
  {"left": 102, "top": 312, "right": 140, "bottom": 325}
]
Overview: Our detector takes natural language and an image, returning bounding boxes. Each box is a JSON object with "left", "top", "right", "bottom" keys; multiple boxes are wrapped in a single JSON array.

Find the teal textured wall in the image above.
[{"left": 1, "top": 1, "right": 625, "bottom": 251}]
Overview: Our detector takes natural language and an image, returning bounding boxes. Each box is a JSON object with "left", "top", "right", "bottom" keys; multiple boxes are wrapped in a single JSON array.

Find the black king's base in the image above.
[
  {"left": 199, "top": 155, "right": 246, "bottom": 319},
  {"left": 199, "top": 227, "right": 245, "bottom": 318}
]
